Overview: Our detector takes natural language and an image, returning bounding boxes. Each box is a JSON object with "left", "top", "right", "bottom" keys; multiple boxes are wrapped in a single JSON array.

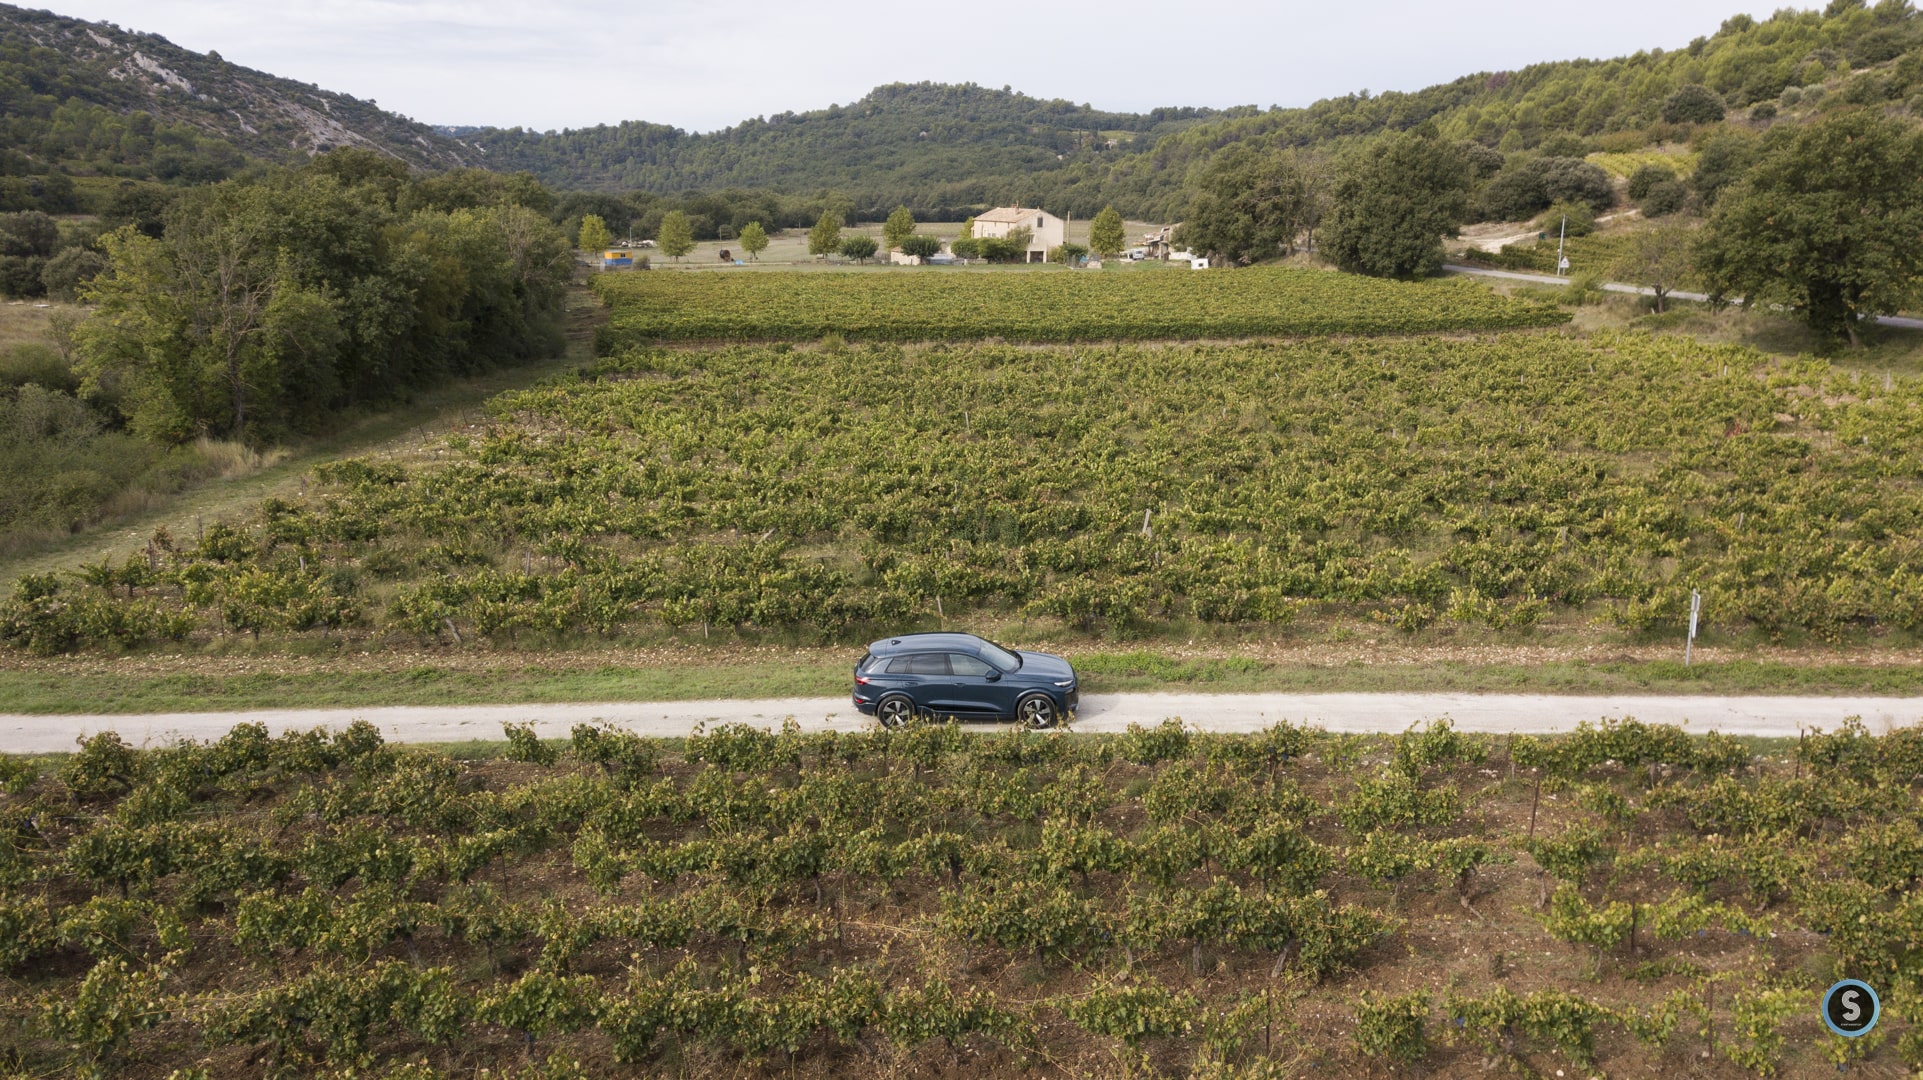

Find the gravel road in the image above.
[
  {"left": 4, "top": 692, "right": 1920, "bottom": 752},
  {"left": 1444, "top": 264, "right": 1923, "bottom": 330}
]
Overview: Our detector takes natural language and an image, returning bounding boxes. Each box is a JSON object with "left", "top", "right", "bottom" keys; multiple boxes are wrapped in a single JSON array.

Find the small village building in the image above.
[
  {"left": 598, "top": 249, "right": 634, "bottom": 270},
  {"left": 971, "top": 207, "right": 1065, "bottom": 264}
]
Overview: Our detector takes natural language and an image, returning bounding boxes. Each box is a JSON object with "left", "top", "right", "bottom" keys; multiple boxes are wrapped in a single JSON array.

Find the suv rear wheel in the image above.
[{"left": 876, "top": 694, "right": 916, "bottom": 729}]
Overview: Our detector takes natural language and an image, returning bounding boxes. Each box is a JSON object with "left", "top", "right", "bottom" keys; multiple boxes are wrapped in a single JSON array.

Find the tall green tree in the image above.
[
  {"left": 807, "top": 210, "right": 843, "bottom": 257},
  {"left": 1321, "top": 133, "right": 1469, "bottom": 279},
  {"left": 1088, "top": 206, "right": 1127, "bottom": 258},
  {"left": 1697, "top": 109, "right": 1923, "bottom": 345},
  {"left": 73, "top": 166, "right": 570, "bottom": 444},
  {"left": 738, "top": 221, "right": 769, "bottom": 260},
  {"left": 576, "top": 214, "right": 611, "bottom": 253},
  {"left": 656, "top": 210, "right": 696, "bottom": 260},
  {"left": 1177, "top": 147, "right": 1320, "bottom": 264},
  {"left": 882, "top": 206, "right": 916, "bottom": 249},
  {"left": 78, "top": 186, "right": 344, "bottom": 443}
]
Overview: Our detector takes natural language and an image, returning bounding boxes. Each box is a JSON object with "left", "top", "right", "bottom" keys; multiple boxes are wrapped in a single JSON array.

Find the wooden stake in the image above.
[{"left": 1527, "top": 771, "right": 1542, "bottom": 840}]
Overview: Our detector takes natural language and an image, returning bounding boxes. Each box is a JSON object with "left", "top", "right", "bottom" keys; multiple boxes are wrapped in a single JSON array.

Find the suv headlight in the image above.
[{"left": 1054, "top": 679, "right": 1076, "bottom": 688}]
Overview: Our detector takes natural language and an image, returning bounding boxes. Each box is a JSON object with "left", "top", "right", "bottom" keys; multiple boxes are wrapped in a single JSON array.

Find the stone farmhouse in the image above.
[{"left": 970, "top": 206, "right": 1065, "bottom": 263}]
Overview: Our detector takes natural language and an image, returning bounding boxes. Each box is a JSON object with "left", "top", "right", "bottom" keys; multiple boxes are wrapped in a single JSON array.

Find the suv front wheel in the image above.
[{"left": 1017, "top": 693, "right": 1058, "bottom": 730}]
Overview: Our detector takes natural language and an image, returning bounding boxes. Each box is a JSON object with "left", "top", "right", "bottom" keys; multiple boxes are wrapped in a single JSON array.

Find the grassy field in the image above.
[{"left": 1, "top": 720, "right": 1916, "bottom": 1078}]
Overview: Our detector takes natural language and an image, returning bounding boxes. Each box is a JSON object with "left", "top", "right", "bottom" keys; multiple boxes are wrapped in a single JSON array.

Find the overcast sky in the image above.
[{"left": 57, "top": 0, "right": 1783, "bottom": 133}]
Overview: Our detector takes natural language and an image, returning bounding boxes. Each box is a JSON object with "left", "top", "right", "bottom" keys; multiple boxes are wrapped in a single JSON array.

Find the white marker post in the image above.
[
  {"left": 1556, "top": 216, "right": 1568, "bottom": 278},
  {"left": 1685, "top": 589, "right": 1702, "bottom": 667}
]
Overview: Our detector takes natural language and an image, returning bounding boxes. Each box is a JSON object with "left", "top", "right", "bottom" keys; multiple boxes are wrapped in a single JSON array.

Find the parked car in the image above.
[{"left": 852, "top": 632, "right": 1078, "bottom": 729}]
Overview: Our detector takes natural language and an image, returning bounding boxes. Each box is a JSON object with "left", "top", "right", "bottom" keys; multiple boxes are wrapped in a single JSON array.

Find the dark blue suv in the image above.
[{"left": 853, "top": 632, "right": 1079, "bottom": 728}]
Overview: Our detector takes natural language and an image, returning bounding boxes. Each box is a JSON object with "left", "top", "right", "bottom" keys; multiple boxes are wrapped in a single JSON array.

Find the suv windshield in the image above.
[{"left": 980, "top": 639, "right": 1022, "bottom": 671}]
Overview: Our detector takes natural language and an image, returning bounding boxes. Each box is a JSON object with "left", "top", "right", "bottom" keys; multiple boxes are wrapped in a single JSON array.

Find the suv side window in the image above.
[
  {"left": 887, "top": 654, "right": 950, "bottom": 675},
  {"left": 949, "top": 654, "right": 994, "bottom": 677}
]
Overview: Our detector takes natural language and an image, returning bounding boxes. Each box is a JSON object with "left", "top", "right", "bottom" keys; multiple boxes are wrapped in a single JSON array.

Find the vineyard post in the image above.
[
  {"left": 1527, "top": 770, "right": 1542, "bottom": 840},
  {"left": 1684, "top": 590, "right": 1701, "bottom": 667}
]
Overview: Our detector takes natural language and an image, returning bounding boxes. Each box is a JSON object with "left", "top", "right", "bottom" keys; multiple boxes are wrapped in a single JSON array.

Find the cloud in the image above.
[{"left": 54, "top": 0, "right": 1780, "bottom": 131}]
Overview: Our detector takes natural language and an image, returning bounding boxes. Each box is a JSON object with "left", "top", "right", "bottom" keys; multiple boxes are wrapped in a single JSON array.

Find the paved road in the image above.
[
  {"left": 1444, "top": 264, "right": 1923, "bottom": 330},
  {"left": 4, "top": 692, "right": 1920, "bottom": 752}
]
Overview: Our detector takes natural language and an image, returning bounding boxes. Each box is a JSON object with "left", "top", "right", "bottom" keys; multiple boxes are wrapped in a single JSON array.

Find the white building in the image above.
[{"left": 971, "top": 206, "right": 1066, "bottom": 264}]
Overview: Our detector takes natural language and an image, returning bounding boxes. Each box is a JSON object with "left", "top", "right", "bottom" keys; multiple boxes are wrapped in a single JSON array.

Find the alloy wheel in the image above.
[
  {"left": 877, "top": 696, "right": 914, "bottom": 729},
  {"left": 1018, "top": 694, "right": 1057, "bottom": 729}
]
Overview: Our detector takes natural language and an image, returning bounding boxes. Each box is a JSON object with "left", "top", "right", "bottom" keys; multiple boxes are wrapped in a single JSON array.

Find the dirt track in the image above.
[{"left": 5, "top": 691, "right": 1919, "bottom": 752}]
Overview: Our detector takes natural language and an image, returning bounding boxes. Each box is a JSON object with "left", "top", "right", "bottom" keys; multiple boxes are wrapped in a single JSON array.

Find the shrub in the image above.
[
  {"left": 0, "top": 254, "right": 46, "bottom": 298},
  {"left": 1536, "top": 200, "right": 1595, "bottom": 237},
  {"left": 1626, "top": 163, "right": 1677, "bottom": 201},
  {"left": 0, "top": 343, "right": 76, "bottom": 392},
  {"left": 1749, "top": 101, "right": 1778, "bottom": 122},
  {"left": 1047, "top": 243, "right": 1089, "bottom": 264},
  {"left": 1355, "top": 990, "right": 1431, "bottom": 1065},
  {"left": 1662, "top": 84, "right": 1727, "bottom": 124},
  {"left": 41, "top": 247, "right": 105, "bottom": 300},
  {"left": 1640, "top": 180, "right": 1689, "bottom": 217},
  {"left": 1478, "top": 157, "right": 1613, "bottom": 221}
]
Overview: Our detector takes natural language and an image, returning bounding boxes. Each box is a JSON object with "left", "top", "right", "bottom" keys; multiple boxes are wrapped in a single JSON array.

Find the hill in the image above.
[
  {"left": 0, "top": 2, "right": 473, "bottom": 204},
  {"left": 449, "top": 82, "right": 1234, "bottom": 221},
  {"left": 467, "top": 3, "right": 1922, "bottom": 219}
]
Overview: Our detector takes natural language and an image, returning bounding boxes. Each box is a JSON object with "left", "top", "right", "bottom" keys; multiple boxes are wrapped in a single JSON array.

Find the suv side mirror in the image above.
[{"left": 983, "top": 670, "right": 1001, "bottom": 682}]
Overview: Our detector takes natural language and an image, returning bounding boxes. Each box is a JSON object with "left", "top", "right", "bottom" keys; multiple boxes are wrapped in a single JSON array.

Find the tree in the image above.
[
  {"left": 738, "top": 221, "right": 769, "bottom": 260},
  {"left": 1180, "top": 147, "right": 1320, "bottom": 264},
  {"left": 1088, "top": 205, "right": 1127, "bottom": 258},
  {"left": 807, "top": 210, "right": 843, "bottom": 257},
  {"left": 882, "top": 206, "right": 916, "bottom": 250},
  {"left": 77, "top": 187, "right": 345, "bottom": 443},
  {"left": 1697, "top": 110, "right": 1923, "bottom": 345},
  {"left": 1610, "top": 223, "right": 1695, "bottom": 313},
  {"left": 656, "top": 210, "right": 695, "bottom": 260},
  {"left": 1626, "top": 164, "right": 1677, "bottom": 202},
  {"left": 839, "top": 234, "right": 878, "bottom": 262},
  {"left": 575, "top": 214, "right": 611, "bottom": 253},
  {"left": 1662, "top": 84, "right": 1727, "bottom": 124},
  {"left": 899, "top": 235, "right": 942, "bottom": 259},
  {"left": 70, "top": 168, "right": 570, "bottom": 443},
  {"left": 1322, "top": 133, "right": 1470, "bottom": 279},
  {"left": 1690, "top": 130, "right": 1760, "bottom": 207}
]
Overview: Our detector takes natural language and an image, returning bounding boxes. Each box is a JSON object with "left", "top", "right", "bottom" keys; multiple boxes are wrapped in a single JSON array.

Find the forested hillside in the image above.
[
  {"left": 468, "top": 2, "right": 1922, "bottom": 220},
  {"left": 0, "top": 2, "right": 472, "bottom": 206},
  {"left": 454, "top": 83, "right": 1232, "bottom": 221}
]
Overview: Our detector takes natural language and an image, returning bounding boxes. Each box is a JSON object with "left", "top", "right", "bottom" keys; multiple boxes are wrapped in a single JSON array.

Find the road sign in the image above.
[{"left": 1822, "top": 980, "right": 1880, "bottom": 1038}]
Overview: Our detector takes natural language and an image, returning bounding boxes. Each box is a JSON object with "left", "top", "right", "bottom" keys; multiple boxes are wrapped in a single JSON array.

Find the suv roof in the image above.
[{"left": 864, "top": 632, "right": 992, "bottom": 657}]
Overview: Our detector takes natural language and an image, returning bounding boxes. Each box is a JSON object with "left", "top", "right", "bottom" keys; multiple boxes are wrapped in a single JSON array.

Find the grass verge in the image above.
[{"left": 3, "top": 655, "right": 1920, "bottom": 714}]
